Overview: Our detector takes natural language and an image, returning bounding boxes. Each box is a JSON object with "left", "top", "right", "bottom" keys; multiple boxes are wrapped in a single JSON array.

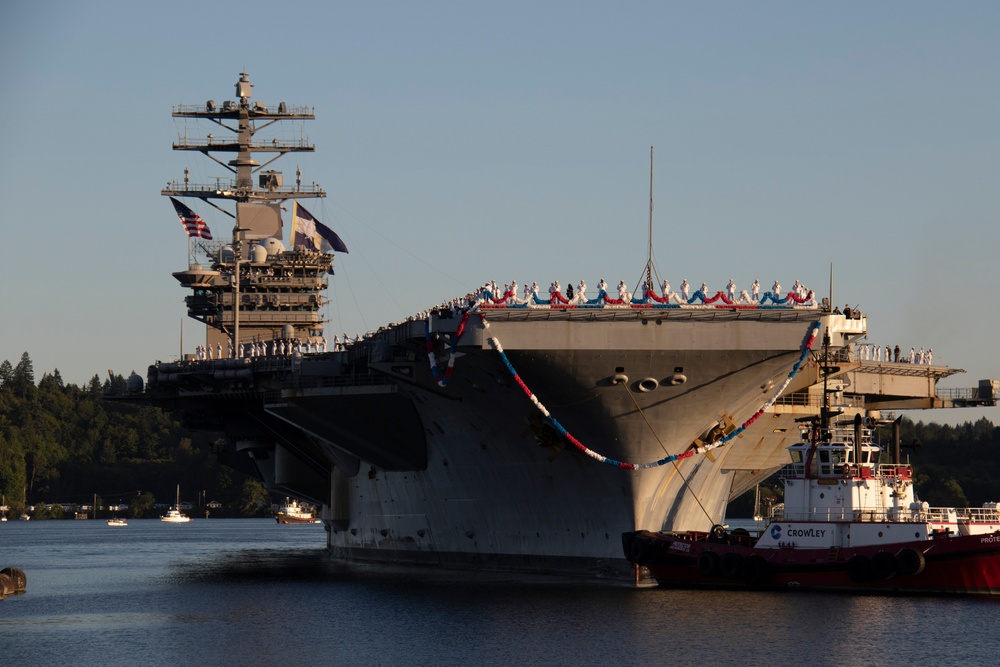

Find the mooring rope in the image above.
[{"left": 619, "top": 379, "right": 716, "bottom": 523}]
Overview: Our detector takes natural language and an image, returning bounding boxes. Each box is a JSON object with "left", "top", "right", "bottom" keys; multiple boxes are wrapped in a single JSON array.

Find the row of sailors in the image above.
[
  {"left": 240, "top": 334, "right": 381, "bottom": 355},
  {"left": 419, "top": 276, "right": 814, "bottom": 325},
  {"left": 194, "top": 338, "right": 329, "bottom": 360},
  {"left": 856, "top": 344, "right": 933, "bottom": 365},
  {"left": 476, "top": 278, "right": 810, "bottom": 304}
]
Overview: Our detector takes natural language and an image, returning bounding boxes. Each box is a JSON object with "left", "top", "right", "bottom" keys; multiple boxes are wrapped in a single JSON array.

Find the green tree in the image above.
[
  {"left": 0, "top": 359, "right": 13, "bottom": 388},
  {"left": 11, "top": 352, "right": 35, "bottom": 398},
  {"left": 239, "top": 478, "right": 272, "bottom": 517},
  {"left": 129, "top": 491, "right": 157, "bottom": 518},
  {"left": 938, "top": 478, "right": 970, "bottom": 508}
]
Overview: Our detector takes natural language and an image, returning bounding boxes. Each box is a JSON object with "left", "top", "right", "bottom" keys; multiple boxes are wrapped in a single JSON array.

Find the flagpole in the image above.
[{"left": 233, "top": 229, "right": 240, "bottom": 359}]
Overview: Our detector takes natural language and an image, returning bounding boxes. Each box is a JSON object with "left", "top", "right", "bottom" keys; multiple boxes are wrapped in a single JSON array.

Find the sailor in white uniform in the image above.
[{"left": 618, "top": 280, "right": 631, "bottom": 302}]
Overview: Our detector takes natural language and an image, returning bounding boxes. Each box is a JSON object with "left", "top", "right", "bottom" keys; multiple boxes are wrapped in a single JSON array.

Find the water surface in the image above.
[{"left": 1, "top": 519, "right": 997, "bottom": 666}]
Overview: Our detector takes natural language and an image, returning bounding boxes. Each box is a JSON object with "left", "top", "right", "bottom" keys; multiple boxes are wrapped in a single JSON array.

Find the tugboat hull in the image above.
[{"left": 624, "top": 530, "right": 1000, "bottom": 595}]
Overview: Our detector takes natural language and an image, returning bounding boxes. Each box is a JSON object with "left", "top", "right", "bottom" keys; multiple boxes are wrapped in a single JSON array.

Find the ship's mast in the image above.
[
  {"left": 646, "top": 146, "right": 654, "bottom": 291},
  {"left": 642, "top": 146, "right": 656, "bottom": 294},
  {"left": 163, "top": 72, "right": 324, "bottom": 205},
  {"left": 162, "top": 72, "right": 330, "bottom": 355}
]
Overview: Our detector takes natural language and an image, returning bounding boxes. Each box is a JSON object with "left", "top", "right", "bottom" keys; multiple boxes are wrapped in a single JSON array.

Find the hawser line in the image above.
[{"left": 476, "top": 315, "right": 821, "bottom": 470}]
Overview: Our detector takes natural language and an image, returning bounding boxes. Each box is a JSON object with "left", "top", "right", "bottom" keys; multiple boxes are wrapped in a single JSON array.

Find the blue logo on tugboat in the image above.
[{"left": 770, "top": 524, "right": 782, "bottom": 540}]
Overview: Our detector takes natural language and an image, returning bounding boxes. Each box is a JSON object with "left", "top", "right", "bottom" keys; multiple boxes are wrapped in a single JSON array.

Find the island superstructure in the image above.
[
  {"left": 117, "top": 73, "right": 997, "bottom": 582},
  {"left": 165, "top": 71, "right": 331, "bottom": 354}
]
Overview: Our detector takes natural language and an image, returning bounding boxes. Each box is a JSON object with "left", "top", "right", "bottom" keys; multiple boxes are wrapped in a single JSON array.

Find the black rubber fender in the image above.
[
  {"left": 628, "top": 538, "right": 650, "bottom": 565},
  {"left": 871, "top": 551, "right": 897, "bottom": 580},
  {"left": 742, "top": 555, "right": 770, "bottom": 585},
  {"left": 846, "top": 555, "right": 872, "bottom": 583},
  {"left": 697, "top": 550, "right": 721, "bottom": 577},
  {"left": 720, "top": 552, "right": 744, "bottom": 579},
  {"left": 896, "top": 547, "right": 926, "bottom": 576}
]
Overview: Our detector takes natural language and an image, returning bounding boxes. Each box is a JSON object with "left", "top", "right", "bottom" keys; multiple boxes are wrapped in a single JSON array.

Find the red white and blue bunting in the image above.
[
  {"left": 478, "top": 288, "right": 816, "bottom": 309},
  {"left": 478, "top": 314, "right": 821, "bottom": 470},
  {"left": 425, "top": 311, "right": 472, "bottom": 386}
]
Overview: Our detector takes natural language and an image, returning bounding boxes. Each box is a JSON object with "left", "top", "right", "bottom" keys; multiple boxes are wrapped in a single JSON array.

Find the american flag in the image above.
[{"left": 169, "top": 197, "right": 213, "bottom": 240}]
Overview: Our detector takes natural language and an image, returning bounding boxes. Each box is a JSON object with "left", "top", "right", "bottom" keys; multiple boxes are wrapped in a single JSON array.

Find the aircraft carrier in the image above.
[{"left": 120, "top": 73, "right": 997, "bottom": 581}]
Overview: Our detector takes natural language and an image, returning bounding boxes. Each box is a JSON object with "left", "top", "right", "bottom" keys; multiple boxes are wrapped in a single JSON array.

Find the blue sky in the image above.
[{"left": 1, "top": 1, "right": 998, "bottom": 425}]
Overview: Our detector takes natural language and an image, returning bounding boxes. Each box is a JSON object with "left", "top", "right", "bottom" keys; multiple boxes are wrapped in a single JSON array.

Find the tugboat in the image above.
[
  {"left": 623, "top": 332, "right": 1000, "bottom": 595},
  {"left": 274, "top": 499, "right": 319, "bottom": 524}
]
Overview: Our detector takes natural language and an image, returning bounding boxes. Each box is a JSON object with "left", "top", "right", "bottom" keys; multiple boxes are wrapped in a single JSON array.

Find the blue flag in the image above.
[{"left": 292, "top": 203, "right": 348, "bottom": 253}]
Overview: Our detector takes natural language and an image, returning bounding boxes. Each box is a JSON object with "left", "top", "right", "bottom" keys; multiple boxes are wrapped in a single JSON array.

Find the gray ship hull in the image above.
[{"left": 222, "top": 308, "right": 827, "bottom": 578}]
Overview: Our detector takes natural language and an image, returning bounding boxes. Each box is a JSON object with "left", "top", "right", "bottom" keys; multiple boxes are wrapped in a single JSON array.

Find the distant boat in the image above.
[
  {"left": 161, "top": 485, "right": 191, "bottom": 523},
  {"left": 275, "top": 499, "right": 320, "bottom": 524},
  {"left": 107, "top": 517, "right": 128, "bottom": 527}
]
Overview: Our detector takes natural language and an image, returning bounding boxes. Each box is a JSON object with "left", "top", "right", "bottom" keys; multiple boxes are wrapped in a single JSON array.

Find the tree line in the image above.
[{"left": 0, "top": 352, "right": 271, "bottom": 520}]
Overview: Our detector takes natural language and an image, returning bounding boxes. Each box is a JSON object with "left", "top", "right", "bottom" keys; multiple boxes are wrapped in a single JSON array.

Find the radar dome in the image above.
[
  {"left": 221, "top": 246, "right": 235, "bottom": 263},
  {"left": 281, "top": 324, "right": 295, "bottom": 339},
  {"left": 262, "top": 237, "right": 286, "bottom": 255},
  {"left": 126, "top": 372, "right": 144, "bottom": 393},
  {"left": 251, "top": 244, "right": 268, "bottom": 263}
]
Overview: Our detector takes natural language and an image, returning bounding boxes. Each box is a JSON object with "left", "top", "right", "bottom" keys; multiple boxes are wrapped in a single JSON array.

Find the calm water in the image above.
[{"left": 2, "top": 519, "right": 999, "bottom": 667}]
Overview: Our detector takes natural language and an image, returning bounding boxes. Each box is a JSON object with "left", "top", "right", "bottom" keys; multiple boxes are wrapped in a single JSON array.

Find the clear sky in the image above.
[{"left": 1, "top": 1, "right": 998, "bottom": 425}]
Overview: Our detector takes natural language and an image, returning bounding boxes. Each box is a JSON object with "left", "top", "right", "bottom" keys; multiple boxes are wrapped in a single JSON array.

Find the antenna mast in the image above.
[{"left": 645, "top": 146, "right": 654, "bottom": 292}]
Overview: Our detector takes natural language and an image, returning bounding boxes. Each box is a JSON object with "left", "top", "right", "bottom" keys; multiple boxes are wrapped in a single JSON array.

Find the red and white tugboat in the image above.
[
  {"left": 275, "top": 499, "right": 319, "bottom": 524},
  {"left": 624, "top": 411, "right": 1000, "bottom": 595}
]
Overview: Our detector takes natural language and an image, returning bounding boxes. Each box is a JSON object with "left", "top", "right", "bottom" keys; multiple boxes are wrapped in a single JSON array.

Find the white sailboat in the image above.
[{"left": 160, "top": 485, "right": 191, "bottom": 523}]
